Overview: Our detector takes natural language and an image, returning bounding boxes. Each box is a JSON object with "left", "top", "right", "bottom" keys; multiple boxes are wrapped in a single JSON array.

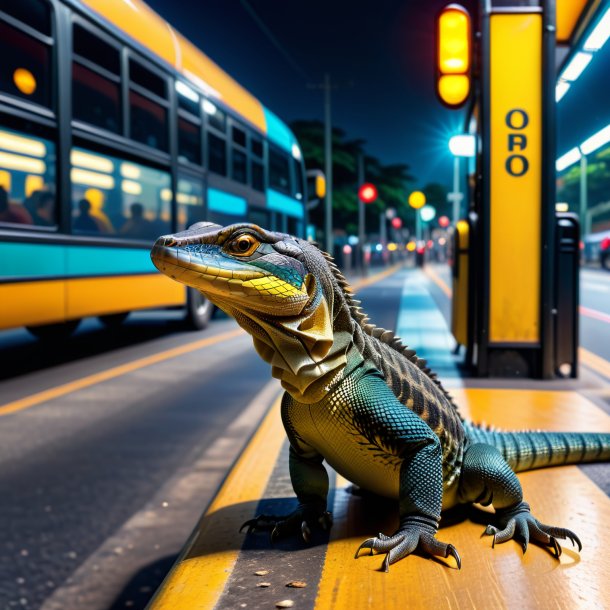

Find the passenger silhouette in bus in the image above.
[
  {"left": 73, "top": 198, "right": 103, "bottom": 233},
  {"left": 0, "top": 186, "right": 33, "bottom": 224},
  {"left": 120, "top": 202, "right": 154, "bottom": 239},
  {"left": 32, "top": 191, "right": 55, "bottom": 226}
]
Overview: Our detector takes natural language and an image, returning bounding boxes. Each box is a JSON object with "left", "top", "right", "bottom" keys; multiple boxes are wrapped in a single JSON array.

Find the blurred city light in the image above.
[
  {"left": 583, "top": 6, "right": 610, "bottom": 51},
  {"left": 408, "top": 191, "right": 426, "bottom": 209},
  {"left": 556, "top": 146, "right": 581, "bottom": 171},
  {"left": 448, "top": 134, "right": 475, "bottom": 157},
  {"left": 358, "top": 183, "right": 378, "bottom": 203},
  {"left": 580, "top": 124, "right": 610, "bottom": 155},
  {"left": 420, "top": 205, "right": 436, "bottom": 222},
  {"left": 560, "top": 51, "right": 593, "bottom": 82}
]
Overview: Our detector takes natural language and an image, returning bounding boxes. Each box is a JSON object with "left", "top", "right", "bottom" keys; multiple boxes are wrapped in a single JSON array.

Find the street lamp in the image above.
[{"left": 448, "top": 134, "right": 475, "bottom": 225}]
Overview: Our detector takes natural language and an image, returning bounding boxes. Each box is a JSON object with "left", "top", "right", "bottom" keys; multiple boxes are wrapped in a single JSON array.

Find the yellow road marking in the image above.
[
  {"left": 350, "top": 263, "right": 404, "bottom": 291},
  {"left": 148, "top": 395, "right": 285, "bottom": 610},
  {"left": 0, "top": 328, "right": 245, "bottom": 417},
  {"left": 580, "top": 347, "right": 610, "bottom": 381},
  {"left": 424, "top": 264, "right": 452, "bottom": 298}
]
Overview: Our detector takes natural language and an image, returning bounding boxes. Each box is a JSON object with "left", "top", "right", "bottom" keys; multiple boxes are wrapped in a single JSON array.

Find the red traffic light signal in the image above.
[
  {"left": 358, "top": 183, "right": 378, "bottom": 203},
  {"left": 391, "top": 217, "right": 403, "bottom": 229},
  {"left": 438, "top": 215, "right": 450, "bottom": 228}
]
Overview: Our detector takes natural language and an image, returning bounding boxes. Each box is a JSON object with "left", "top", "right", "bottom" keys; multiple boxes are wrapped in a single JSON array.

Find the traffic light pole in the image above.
[{"left": 357, "top": 153, "right": 365, "bottom": 272}]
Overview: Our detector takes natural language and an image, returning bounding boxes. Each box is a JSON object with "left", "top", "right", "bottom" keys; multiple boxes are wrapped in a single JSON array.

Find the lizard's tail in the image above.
[{"left": 464, "top": 424, "right": 610, "bottom": 473}]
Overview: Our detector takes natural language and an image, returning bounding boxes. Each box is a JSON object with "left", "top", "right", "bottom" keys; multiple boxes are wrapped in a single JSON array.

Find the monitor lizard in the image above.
[{"left": 151, "top": 222, "right": 609, "bottom": 571}]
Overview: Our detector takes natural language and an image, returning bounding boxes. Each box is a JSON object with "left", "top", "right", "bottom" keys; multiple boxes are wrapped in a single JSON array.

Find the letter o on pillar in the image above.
[
  {"left": 506, "top": 154, "right": 529, "bottom": 176},
  {"left": 505, "top": 109, "right": 529, "bottom": 130}
]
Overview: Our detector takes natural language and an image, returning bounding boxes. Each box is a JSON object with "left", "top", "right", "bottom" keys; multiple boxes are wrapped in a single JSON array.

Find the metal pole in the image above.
[
  {"left": 324, "top": 73, "right": 333, "bottom": 256},
  {"left": 579, "top": 154, "right": 588, "bottom": 237},
  {"left": 416, "top": 210, "right": 421, "bottom": 241},
  {"left": 452, "top": 155, "right": 460, "bottom": 224},
  {"left": 357, "top": 152, "right": 365, "bottom": 273}
]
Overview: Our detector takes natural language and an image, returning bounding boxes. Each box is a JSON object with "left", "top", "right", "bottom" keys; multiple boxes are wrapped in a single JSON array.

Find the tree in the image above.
[{"left": 291, "top": 120, "right": 415, "bottom": 240}]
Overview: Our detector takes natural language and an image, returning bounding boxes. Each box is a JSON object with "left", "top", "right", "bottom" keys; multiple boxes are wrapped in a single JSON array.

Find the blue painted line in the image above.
[
  {"left": 266, "top": 189, "right": 304, "bottom": 218},
  {"left": 208, "top": 188, "right": 247, "bottom": 216},
  {"left": 395, "top": 270, "right": 462, "bottom": 380}
]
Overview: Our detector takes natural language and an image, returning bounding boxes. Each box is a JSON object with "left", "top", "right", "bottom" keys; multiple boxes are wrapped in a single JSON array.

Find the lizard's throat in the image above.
[{"left": 218, "top": 292, "right": 351, "bottom": 404}]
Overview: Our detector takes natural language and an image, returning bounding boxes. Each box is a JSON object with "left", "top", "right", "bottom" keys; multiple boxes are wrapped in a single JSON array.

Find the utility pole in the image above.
[
  {"left": 323, "top": 73, "right": 333, "bottom": 256},
  {"left": 357, "top": 152, "right": 365, "bottom": 272}
]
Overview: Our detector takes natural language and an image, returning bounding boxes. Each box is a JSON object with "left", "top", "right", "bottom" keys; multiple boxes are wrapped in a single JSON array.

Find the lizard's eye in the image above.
[{"left": 227, "top": 234, "right": 259, "bottom": 257}]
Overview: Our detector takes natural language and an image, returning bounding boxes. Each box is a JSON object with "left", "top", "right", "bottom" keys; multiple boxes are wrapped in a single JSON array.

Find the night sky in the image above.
[{"left": 144, "top": 0, "right": 476, "bottom": 190}]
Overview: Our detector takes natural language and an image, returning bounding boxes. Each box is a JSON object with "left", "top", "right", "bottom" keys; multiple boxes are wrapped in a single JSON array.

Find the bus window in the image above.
[
  {"left": 70, "top": 146, "right": 171, "bottom": 240},
  {"left": 208, "top": 132, "right": 227, "bottom": 176},
  {"left": 129, "top": 59, "right": 169, "bottom": 151},
  {"left": 248, "top": 208, "right": 270, "bottom": 229},
  {"left": 0, "top": 127, "right": 55, "bottom": 227},
  {"left": 250, "top": 134, "right": 264, "bottom": 192},
  {"left": 293, "top": 159, "right": 304, "bottom": 200},
  {"left": 72, "top": 24, "right": 121, "bottom": 133},
  {"left": 231, "top": 125, "right": 248, "bottom": 184},
  {"left": 178, "top": 117, "right": 201, "bottom": 165},
  {"left": 206, "top": 103, "right": 226, "bottom": 132},
  {"left": 287, "top": 216, "right": 303, "bottom": 238},
  {"left": 269, "top": 146, "right": 290, "bottom": 194},
  {"left": 0, "top": 3, "right": 52, "bottom": 108},
  {"left": 177, "top": 174, "right": 204, "bottom": 230}
]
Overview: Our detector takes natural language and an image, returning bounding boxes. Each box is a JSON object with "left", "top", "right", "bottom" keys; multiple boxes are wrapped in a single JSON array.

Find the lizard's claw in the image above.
[
  {"left": 355, "top": 517, "right": 461, "bottom": 572},
  {"left": 241, "top": 505, "right": 333, "bottom": 544},
  {"left": 483, "top": 501, "right": 582, "bottom": 558}
]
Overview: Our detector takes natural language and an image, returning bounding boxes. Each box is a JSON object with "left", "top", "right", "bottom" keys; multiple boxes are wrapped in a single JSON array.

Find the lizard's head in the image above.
[{"left": 151, "top": 222, "right": 320, "bottom": 317}]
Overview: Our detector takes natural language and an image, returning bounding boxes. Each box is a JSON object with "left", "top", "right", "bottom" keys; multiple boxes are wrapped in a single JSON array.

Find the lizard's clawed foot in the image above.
[
  {"left": 483, "top": 501, "right": 582, "bottom": 558},
  {"left": 354, "top": 515, "right": 461, "bottom": 572},
  {"left": 240, "top": 504, "right": 333, "bottom": 543}
]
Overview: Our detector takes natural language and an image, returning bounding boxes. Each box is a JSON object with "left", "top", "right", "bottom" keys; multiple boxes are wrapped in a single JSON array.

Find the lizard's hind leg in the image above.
[{"left": 458, "top": 443, "right": 581, "bottom": 557}]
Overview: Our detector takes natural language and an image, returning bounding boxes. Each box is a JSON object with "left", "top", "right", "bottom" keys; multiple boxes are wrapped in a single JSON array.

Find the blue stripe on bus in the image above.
[
  {"left": 0, "top": 242, "right": 65, "bottom": 278},
  {"left": 208, "top": 189, "right": 247, "bottom": 216},
  {"left": 0, "top": 242, "right": 155, "bottom": 279},
  {"left": 263, "top": 107, "right": 296, "bottom": 153},
  {"left": 266, "top": 189, "right": 304, "bottom": 218},
  {"left": 67, "top": 246, "right": 155, "bottom": 276}
]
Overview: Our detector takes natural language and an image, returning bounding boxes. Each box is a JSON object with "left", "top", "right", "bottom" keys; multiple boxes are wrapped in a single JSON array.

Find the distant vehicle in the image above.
[
  {"left": 0, "top": 0, "right": 307, "bottom": 338},
  {"left": 583, "top": 230, "right": 610, "bottom": 270}
]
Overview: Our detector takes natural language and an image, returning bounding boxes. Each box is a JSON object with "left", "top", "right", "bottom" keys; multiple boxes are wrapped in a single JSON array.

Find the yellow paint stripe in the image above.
[
  {"left": 424, "top": 265, "right": 452, "bottom": 298},
  {"left": 580, "top": 347, "right": 610, "bottom": 381},
  {"left": 148, "top": 395, "right": 285, "bottom": 610},
  {"left": 351, "top": 263, "right": 404, "bottom": 292},
  {"left": 0, "top": 328, "right": 245, "bottom": 417}
]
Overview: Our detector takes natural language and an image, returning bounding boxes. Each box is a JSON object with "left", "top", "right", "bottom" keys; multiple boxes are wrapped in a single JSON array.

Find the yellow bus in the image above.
[{"left": 0, "top": 0, "right": 307, "bottom": 337}]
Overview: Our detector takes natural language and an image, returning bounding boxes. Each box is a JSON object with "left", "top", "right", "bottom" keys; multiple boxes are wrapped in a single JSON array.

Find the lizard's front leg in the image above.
[
  {"left": 355, "top": 433, "right": 461, "bottom": 571},
  {"left": 240, "top": 445, "right": 333, "bottom": 542}
]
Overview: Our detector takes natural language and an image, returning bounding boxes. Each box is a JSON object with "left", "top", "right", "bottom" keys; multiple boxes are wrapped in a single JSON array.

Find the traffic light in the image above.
[
  {"left": 358, "top": 183, "right": 378, "bottom": 203},
  {"left": 436, "top": 4, "right": 471, "bottom": 108}
]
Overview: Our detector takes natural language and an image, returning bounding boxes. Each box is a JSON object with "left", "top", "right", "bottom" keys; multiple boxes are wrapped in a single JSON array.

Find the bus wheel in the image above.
[
  {"left": 26, "top": 319, "right": 81, "bottom": 340},
  {"left": 185, "top": 288, "right": 213, "bottom": 330},
  {"left": 602, "top": 254, "right": 610, "bottom": 271},
  {"left": 99, "top": 312, "right": 130, "bottom": 328}
]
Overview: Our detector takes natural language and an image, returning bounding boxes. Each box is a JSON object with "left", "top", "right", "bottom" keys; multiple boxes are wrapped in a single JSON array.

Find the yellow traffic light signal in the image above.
[{"left": 436, "top": 4, "right": 471, "bottom": 108}]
